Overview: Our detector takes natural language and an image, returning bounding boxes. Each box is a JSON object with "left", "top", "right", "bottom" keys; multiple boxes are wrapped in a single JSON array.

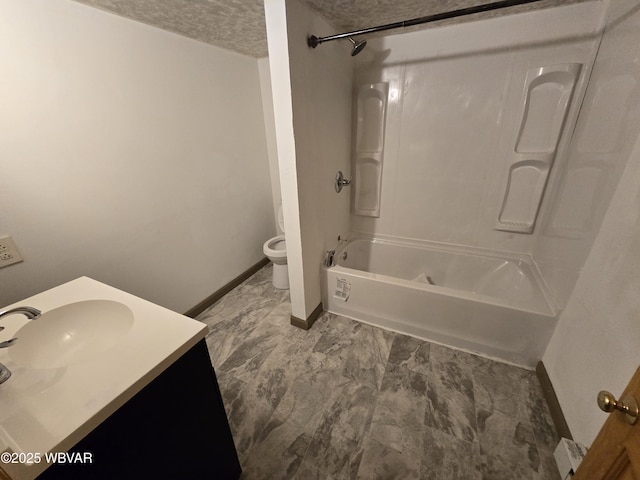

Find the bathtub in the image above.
[{"left": 321, "top": 237, "right": 558, "bottom": 367}]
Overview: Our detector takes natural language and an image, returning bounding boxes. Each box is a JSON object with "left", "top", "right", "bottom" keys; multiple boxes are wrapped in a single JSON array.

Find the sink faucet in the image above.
[
  {"left": 0, "top": 306, "right": 41, "bottom": 320},
  {"left": 0, "top": 306, "right": 41, "bottom": 384},
  {"left": 0, "top": 306, "right": 40, "bottom": 345}
]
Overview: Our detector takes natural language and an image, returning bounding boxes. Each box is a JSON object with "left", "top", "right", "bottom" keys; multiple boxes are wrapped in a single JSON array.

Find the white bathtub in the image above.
[{"left": 321, "top": 237, "right": 558, "bottom": 367}]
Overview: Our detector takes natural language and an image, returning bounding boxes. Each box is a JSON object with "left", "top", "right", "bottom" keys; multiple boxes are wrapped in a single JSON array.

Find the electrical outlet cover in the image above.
[{"left": 0, "top": 235, "right": 23, "bottom": 268}]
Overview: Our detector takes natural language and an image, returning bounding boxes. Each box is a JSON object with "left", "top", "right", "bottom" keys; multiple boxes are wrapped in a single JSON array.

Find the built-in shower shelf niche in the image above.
[
  {"left": 495, "top": 63, "right": 582, "bottom": 234},
  {"left": 516, "top": 64, "right": 582, "bottom": 153},
  {"left": 354, "top": 82, "right": 388, "bottom": 217},
  {"left": 497, "top": 158, "right": 550, "bottom": 232}
]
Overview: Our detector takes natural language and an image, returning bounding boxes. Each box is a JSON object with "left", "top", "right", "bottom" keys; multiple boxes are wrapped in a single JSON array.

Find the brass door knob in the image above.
[{"left": 598, "top": 390, "right": 639, "bottom": 425}]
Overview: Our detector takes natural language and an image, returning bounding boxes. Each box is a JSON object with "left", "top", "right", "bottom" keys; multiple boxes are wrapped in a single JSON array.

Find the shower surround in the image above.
[
  {"left": 267, "top": 0, "right": 610, "bottom": 367},
  {"left": 326, "top": 1, "right": 605, "bottom": 367}
]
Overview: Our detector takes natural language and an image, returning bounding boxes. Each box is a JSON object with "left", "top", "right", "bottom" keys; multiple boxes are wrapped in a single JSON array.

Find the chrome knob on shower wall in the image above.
[{"left": 335, "top": 171, "right": 351, "bottom": 193}]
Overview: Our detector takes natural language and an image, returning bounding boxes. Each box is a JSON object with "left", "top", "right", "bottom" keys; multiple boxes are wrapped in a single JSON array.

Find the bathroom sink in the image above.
[{"left": 9, "top": 300, "right": 134, "bottom": 369}]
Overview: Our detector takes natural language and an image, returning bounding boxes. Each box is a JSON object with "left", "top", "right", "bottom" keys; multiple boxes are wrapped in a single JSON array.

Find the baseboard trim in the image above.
[
  {"left": 536, "top": 361, "right": 572, "bottom": 440},
  {"left": 290, "top": 302, "right": 323, "bottom": 330},
  {"left": 184, "top": 257, "right": 270, "bottom": 318}
]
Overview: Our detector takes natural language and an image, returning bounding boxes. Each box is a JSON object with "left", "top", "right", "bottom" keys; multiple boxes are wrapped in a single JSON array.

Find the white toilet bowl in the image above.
[{"left": 263, "top": 205, "right": 289, "bottom": 289}]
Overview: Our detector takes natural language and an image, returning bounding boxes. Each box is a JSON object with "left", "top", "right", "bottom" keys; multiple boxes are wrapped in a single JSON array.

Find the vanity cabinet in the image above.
[{"left": 38, "top": 339, "right": 240, "bottom": 479}]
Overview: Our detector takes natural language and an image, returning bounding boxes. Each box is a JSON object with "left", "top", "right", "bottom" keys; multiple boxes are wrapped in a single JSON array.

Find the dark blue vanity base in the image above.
[{"left": 38, "top": 339, "right": 241, "bottom": 479}]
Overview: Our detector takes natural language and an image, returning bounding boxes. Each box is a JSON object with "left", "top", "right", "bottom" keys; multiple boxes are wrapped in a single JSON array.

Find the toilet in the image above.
[{"left": 263, "top": 205, "right": 288, "bottom": 289}]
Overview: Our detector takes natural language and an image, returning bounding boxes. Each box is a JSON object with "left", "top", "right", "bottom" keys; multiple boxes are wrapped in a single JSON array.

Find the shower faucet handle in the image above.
[{"left": 335, "top": 171, "right": 351, "bottom": 193}]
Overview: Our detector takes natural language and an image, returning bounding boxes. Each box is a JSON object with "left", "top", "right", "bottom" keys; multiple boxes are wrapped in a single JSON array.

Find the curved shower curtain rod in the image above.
[{"left": 307, "top": 0, "right": 545, "bottom": 50}]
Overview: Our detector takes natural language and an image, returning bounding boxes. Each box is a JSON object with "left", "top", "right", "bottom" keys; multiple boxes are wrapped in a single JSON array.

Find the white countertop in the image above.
[{"left": 0, "top": 277, "right": 208, "bottom": 480}]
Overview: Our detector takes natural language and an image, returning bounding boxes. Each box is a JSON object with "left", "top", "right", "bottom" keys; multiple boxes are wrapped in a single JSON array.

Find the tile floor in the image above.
[{"left": 197, "top": 265, "right": 561, "bottom": 480}]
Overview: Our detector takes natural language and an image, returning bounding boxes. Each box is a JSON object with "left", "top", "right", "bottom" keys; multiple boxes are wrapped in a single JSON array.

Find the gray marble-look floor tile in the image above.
[
  {"left": 198, "top": 278, "right": 276, "bottom": 327},
  {"left": 344, "top": 449, "right": 364, "bottom": 480},
  {"left": 240, "top": 264, "right": 291, "bottom": 304},
  {"left": 368, "top": 363, "right": 427, "bottom": 455},
  {"left": 224, "top": 374, "right": 284, "bottom": 463},
  {"left": 207, "top": 292, "right": 293, "bottom": 377},
  {"left": 262, "top": 370, "right": 367, "bottom": 477},
  {"left": 304, "top": 316, "right": 362, "bottom": 376},
  {"left": 312, "top": 311, "right": 363, "bottom": 336},
  {"left": 477, "top": 408, "right": 540, "bottom": 480},
  {"left": 535, "top": 450, "right": 562, "bottom": 480},
  {"left": 296, "top": 444, "right": 364, "bottom": 480},
  {"left": 473, "top": 360, "right": 532, "bottom": 421},
  {"left": 264, "top": 316, "right": 323, "bottom": 356},
  {"left": 300, "top": 380, "right": 377, "bottom": 477},
  {"left": 387, "top": 334, "right": 431, "bottom": 376},
  {"left": 342, "top": 323, "right": 395, "bottom": 390},
  {"left": 239, "top": 417, "right": 313, "bottom": 480},
  {"left": 356, "top": 436, "right": 421, "bottom": 480},
  {"left": 316, "top": 378, "right": 377, "bottom": 444},
  {"left": 205, "top": 297, "right": 280, "bottom": 368},
  {"left": 425, "top": 344, "right": 477, "bottom": 443},
  {"left": 267, "top": 369, "right": 346, "bottom": 434},
  {"left": 421, "top": 427, "right": 481, "bottom": 480},
  {"left": 239, "top": 328, "right": 324, "bottom": 421},
  {"left": 259, "top": 299, "right": 294, "bottom": 327},
  {"left": 215, "top": 370, "right": 246, "bottom": 417},
  {"left": 292, "top": 460, "right": 326, "bottom": 479},
  {"left": 218, "top": 317, "right": 283, "bottom": 382}
]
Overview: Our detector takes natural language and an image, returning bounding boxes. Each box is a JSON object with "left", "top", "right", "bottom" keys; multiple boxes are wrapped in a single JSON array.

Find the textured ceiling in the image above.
[{"left": 72, "top": 0, "right": 591, "bottom": 58}]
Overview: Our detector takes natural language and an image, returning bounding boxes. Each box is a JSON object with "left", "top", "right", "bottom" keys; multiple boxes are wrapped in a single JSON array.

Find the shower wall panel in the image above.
[
  {"left": 351, "top": 2, "right": 602, "bottom": 258},
  {"left": 532, "top": 0, "right": 640, "bottom": 309}
]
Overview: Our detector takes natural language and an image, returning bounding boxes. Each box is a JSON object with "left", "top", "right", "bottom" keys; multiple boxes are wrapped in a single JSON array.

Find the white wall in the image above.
[
  {"left": 264, "top": 0, "right": 306, "bottom": 318},
  {"left": 351, "top": 3, "right": 602, "bottom": 259},
  {"left": 265, "top": 0, "right": 352, "bottom": 319},
  {"left": 258, "top": 57, "right": 283, "bottom": 235},
  {"left": 0, "top": 0, "right": 274, "bottom": 312},
  {"left": 543, "top": 0, "right": 640, "bottom": 445}
]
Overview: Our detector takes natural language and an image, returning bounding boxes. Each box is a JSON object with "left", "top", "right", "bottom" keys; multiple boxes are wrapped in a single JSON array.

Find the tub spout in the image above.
[{"left": 326, "top": 250, "right": 336, "bottom": 267}]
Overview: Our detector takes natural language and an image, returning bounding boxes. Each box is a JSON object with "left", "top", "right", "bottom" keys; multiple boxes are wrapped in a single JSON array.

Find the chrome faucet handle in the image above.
[{"left": 335, "top": 171, "right": 352, "bottom": 193}]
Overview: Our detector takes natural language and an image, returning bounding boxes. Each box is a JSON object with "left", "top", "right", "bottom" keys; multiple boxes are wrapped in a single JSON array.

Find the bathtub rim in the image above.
[{"left": 331, "top": 233, "right": 559, "bottom": 317}]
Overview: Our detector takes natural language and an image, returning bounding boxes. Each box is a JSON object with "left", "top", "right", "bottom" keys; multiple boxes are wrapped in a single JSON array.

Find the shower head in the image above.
[
  {"left": 307, "top": 34, "right": 367, "bottom": 56},
  {"left": 348, "top": 37, "right": 367, "bottom": 56}
]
